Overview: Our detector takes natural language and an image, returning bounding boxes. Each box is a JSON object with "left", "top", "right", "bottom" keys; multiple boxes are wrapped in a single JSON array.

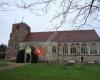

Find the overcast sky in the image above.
[{"left": 0, "top": 0, "right": 100, "bottom": 45}]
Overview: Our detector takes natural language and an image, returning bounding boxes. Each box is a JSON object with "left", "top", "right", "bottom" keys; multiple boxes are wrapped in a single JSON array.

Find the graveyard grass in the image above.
[{"left": 0, "top": 62, "right": 100, "bottom": 80}]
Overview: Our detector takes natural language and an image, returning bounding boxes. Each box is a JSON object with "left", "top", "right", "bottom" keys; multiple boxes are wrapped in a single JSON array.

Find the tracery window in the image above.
[
  {"left": 70, "top": 43, "right": 76, "bottom": 54},
  {"left": 81, "top": 43, "right": 88, "bottom": 54},
  {"left": 90, "top": 43, "right": 97, "bottom": 54},
  {"left": 63, "top": 43, "right": 68, "bottom": 54},
  {"left": 52, "top": 46, "right": 57, "bottom": 53}
]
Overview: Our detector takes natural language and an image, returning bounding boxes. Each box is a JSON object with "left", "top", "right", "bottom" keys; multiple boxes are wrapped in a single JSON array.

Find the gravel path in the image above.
[{"left": 0, "top": 62, "right": 27, "bottom": 70}]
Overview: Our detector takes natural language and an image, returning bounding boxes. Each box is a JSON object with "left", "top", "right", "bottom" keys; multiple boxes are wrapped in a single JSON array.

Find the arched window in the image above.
[
  {"left": 90, "top": 43, "right": 97, "bottom": 54},
  {"left": 63, "top": 44, "right": 68, "bottom": 54},
  {"left": 70, "top": 43, "right": 76, "bottom": 54},
  {"left": 81, "top": 43, "right": 88, "bottom": 54},
  {"left": 52, "top": 46, "right": 57, "bottom": 53}
]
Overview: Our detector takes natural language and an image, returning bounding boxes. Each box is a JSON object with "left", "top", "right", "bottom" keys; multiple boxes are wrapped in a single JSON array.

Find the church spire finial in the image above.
[{"left": 22, "top": 16, "right": 24, "bottom": 22}]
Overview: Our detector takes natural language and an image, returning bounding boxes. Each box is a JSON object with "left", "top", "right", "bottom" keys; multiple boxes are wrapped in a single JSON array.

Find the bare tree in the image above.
[
  {"left": 1, "top": 0, "right": 100, "bottom": 29},
  {"left": 0, "top": 0, "right": 9, "bottom": 11}
]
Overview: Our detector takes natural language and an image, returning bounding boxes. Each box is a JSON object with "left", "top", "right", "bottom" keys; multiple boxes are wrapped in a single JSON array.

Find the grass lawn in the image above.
[
  {"left": 0, "top": 63, "right": 100, "bottom": 80},
  {"left": 0, "top": 60, "right": 9, "bottom": 68},
  {"left": 0, "top": 62, "right": 8, "bottom": 67},
  {"left": 0, "top": 59, "right": 6, "bottom": 62}
]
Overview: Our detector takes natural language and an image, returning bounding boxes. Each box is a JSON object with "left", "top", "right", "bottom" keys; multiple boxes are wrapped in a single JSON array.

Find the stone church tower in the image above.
[{"left": 6, "top": 22, "right": 30, "bottom": 60}]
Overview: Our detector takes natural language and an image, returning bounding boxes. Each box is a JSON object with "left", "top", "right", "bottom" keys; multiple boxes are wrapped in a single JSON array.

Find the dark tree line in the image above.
[{"left": 0, "top": 44, "right": 7, "bottom": 59}]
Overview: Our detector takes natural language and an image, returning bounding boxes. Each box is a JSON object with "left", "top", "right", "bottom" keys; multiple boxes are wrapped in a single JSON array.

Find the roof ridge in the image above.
[{"left": 29, "top": 29, "right": 95, "bottom": 33}]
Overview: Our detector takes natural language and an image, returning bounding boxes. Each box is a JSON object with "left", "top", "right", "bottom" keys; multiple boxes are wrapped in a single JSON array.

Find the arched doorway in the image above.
[
  {"left": 81, "top": 56, "right": 84, "bottom": 63},
  {"left": 16, "top": 46, "right": 39, "bottom": 63},
  {"left": 31, "top": 47, "right": 39, "bottom": 63},
  {"left": 16, "top": 49, "right": 25, "bottom": 63},
  {"left": 26, "top": 54, "right": 31, "bottom": 63}
]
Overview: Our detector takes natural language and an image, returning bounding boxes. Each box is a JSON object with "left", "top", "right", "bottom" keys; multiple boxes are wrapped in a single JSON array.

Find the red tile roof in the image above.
[{"left": 24, "top": 30, "right": 100, "bottom": 42}]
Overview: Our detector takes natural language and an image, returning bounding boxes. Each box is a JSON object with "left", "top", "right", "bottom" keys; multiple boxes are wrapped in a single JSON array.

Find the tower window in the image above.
[{"left": 16, "top": 25, "right": 20, "bottom": 29}]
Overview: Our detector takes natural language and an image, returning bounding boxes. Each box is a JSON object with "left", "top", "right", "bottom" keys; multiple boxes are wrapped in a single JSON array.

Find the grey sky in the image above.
[{"left": 0, "top": 0, "right": 100, "bottom": 45}]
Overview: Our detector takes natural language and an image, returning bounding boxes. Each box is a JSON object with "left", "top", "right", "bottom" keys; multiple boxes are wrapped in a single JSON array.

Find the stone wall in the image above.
[{"left": 19, "top": 41, "right": 100, "bottom": 63}]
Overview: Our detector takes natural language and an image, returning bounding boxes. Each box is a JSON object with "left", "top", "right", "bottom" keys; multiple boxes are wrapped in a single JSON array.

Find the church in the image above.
[{"left": 5, "top": 22, "right": 100, "bottom": 64}]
